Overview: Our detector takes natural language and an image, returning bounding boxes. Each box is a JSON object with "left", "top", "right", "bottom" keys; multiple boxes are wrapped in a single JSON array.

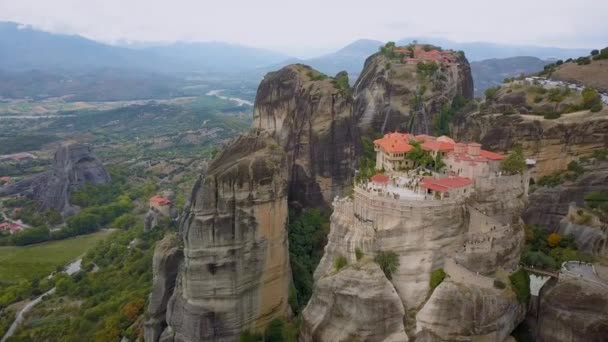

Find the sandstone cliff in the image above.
[
  {"left": 145, "top": 234, "right": 184, "bottom": 342},
  {"left": 158, "top": 134, "right": 291, "bottom": 342},
  {"left": 300, "top": 261, "right": 408, "bottom": 342},
  {"left": 536, "top": 279, "right": 608, "bottom": 342},
  {"left": 524, "top": 161, "right": 608, "bottom": 229},
  {"left": 353, "top": 44, "right": 473, "bottom": 134},
  {"left": 0, "top": 142, "right": 111, "bottom": 216},
  {"left": 253, "top": 65, "right": 358, "bottom": 207},
  {"left": 416, "top": 277, "right": 525, "bottom": 342},
  {"left": 453, "top": 111, "right": 608, "bottom": 179}
]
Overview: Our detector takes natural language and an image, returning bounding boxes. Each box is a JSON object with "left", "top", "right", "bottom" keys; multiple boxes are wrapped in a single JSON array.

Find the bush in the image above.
[
  {"left": 334, "top": 255, "right": 347, "bottom": 271},
  {"left": 493, "top": 279, "right": 506, "bottom": 289},
  {"left": 591, "top": 49, "right": 599, "bottom": 56},
  {"left": 484, "top": 86, "right": 500, "bottom": 100},
  {"left": 543, "top": 112, "right": 561, "bottom": 120},
  {"left": 355, "top": 247, "right": 364, "bottom": 261},
  {"left": 429, "top": 268, "right": 446, "bottom": 291},
  {"left": 264, "top": 319, "right": 285, "bottom": 342},
  {"left": 417, "top": 61, "right": 439, "bottom": 77},
  {"left": 500, "top": 147, "right": 526, "bottom": 174},
  {"left": 240, "top": 331, "right": 263, "bottom": 342},
  {"left": 374, "top": 251, "right": 399, "bottom": 280},
  {"left": 509, "top": 269, "right": 530, "bottom": 303},
  {"left": 533, "top": 95, "right": 543, "bottom": 103}
]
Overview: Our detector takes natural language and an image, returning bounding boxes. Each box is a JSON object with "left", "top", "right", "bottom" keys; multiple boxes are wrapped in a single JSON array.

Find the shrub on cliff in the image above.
[
  {"left": 484, "top": 86, "right": 500, "bottom": 100},
  {"left": 355, "top": 247, "right": 364, "bottom": 261},
  {"left": 334, "top": 255, "right": 347, "bottom": 271},
  {"left": 429, "top": 268, "right": 446, "bottom": 291},
  {"left": 374, "top": 251, "right": 399, "bottom": 280},
  {"left": 509, "top": 269, "right": 530, "bottom": 303},
  {"left": 500, "top": 147, "right": 526, "bottom": 174}
]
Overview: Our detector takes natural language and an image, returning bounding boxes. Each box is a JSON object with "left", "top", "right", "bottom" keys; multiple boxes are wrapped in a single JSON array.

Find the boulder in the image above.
[{"left": 300, "top": 261, "right": 408, "bottom": 342}]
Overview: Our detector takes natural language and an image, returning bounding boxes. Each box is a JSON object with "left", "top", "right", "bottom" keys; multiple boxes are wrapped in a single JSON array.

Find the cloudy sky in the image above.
[{"left": 1, "top": 0, "right": 607, "bottom": 57}]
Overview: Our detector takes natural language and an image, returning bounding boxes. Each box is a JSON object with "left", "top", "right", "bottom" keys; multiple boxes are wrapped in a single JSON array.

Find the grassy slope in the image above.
[
  {"left": 552, "top": 59, "right": 608, "bottom": 93},
  {"left": 0, "top": 230, "right": 111, "bottom": 285}
]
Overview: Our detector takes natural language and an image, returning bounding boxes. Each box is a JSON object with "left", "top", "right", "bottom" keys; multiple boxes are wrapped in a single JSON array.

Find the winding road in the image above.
[{"left": 1, "top": 259, "right": 82, "bottom": 342}]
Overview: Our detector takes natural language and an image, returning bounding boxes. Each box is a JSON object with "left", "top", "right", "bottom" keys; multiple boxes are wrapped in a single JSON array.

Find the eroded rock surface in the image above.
[
  {"left": 453, "top": 111, "right": 608, "bottom": 179},
  {"left": 353, "top": 45, "right": 473, "bottom": 134},
  {"left": 145, "top": 234, "right": 184, "bottom": 342},
  {"left": 416, "top": 278, "right": 525, "bottom": 342},
  {"left": 524, "top": 162, "right": 608, "bottom": 229},
  {"left": 0, "top": 142, "right": 110, "bottom": 216},
  {"left": 160, "top": 134, "right": 291, "bottom": 342},
  {"left": 301, "top": 261, "right": 408, "bottom": 342},
  {"left": 536, "top": 279, "right": 608, "bottom": 342},
  {"left": 253, "top": 64, "right": 358, "bottom": 207}
]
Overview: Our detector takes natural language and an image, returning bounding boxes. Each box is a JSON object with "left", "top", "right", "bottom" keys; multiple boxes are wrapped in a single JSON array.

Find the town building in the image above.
[
  {"left": 0, "top": 222, "right": 24, "bottom": 234},
  {"left": 149, "top": 195, "right": 172, "bottom": 217}
]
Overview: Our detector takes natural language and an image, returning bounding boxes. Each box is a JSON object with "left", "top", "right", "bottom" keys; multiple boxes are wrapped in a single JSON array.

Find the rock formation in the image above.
[
  {"left": 147, "top": 64, "right": 363, "bottom": 342},
  {"left": 145, "top": 234, "right": 184, "bottom": 342},
  {"left": 157, "top": 134, "right": 290, "bottom": 342},
  {"left": 415, "top": 277, "right": 525, "bottom": 341},
  {"left": 253, "top": 64, "right": 358, "bottom": 207},
  {"left": 524, "top": 161, "right": 608, "bottom": 229},
  {"left": 453, "top": 111, "right": 608, "bottom": 179},
  {"left": 0, "top": 142, "right": 111, "bottom": 216},
  {"left": 353, "top": 44, "right": 473, "bottom": 134},
  {"left": 300, "top": 261, "right": 408, "bottom": 342},
  {"left": 535, "top": 279, "right": 608, "bottom": 342}
]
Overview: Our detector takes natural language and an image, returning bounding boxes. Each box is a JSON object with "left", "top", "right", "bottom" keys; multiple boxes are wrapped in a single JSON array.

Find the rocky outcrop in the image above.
[
  {"left": 159, "top": 134, "right": 291, "bottom": 342},
  {"left": 353, "top": 45, "right": 473, "bottom": 134},
  {"left": 558, "top": 218, "right": 607, "bottom": 257},
  {"left": 453, "top": 111, "right": 608, "bottom": 179},
  {"left": 300, "top": 261, "right": 408, "bottom": 342},
  {"left": 145, "top": 234, "right": 184, "bottom": 342},
  {"left": 524, "top": 162, "right": 608, "bottom": 229},
  {"left": 253, "top": 64, "right": 358, "bottom": 207},
  {"left": 0, "top": 142, "right": 110, "bottom": 216},
  {"left": 416, "top": 277, "right": 525, "bottom": 342},
  {"left": 536, "top": 279, "right": 608, "bottom": 342}
]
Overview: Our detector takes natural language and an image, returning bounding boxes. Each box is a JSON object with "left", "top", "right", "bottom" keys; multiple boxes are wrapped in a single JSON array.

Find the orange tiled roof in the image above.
[
  {"left": 150, "top": 195, "right": 171, "bottom": 205},
  {"left": 374, "top": 133, "right": 413, "bottom": 153},
  {"left": 371, "top": 173, "right": 390, "bottom": 184},
  {"left": 422, "top": 140, "right": 455, "bottom": 152},
  {"left": 421, "top": 176, "right": 473, "bottom": 192},
  {"left": 479, "top": 150, "right": 506, "bottom": 160}
]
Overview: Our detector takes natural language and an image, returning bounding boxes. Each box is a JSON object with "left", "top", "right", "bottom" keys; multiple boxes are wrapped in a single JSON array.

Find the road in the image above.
[{"left": 1, "top": 258, "right": 82, "bottom": 342}]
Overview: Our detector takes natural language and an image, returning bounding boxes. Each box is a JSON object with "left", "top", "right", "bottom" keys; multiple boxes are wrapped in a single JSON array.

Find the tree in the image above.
[
  {"left": 509, "top": 269, "right": 530, "bottom": 303},
  {"left": 264, "top": 319, "right": 285, "bottom": 342},
  {"left": 581, "top": 87, "right": 602, "bottom": 110},
  {"left": 484, "top": 86, "right": 500, "bottom": 100},
  {"left": 500, "top": 147, "right": 526, "bottom": 174},
  {"left": 591, "top": 49, "right": 599, "bottom": 56},
  {"left": 374, "top": 251, "right": 399, "bottom": 280},
  {"left": 547, "top": 233, "right": 562, "bottom": 248}
]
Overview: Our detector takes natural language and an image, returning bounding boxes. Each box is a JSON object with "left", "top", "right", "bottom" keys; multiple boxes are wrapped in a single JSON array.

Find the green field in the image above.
[{"left": 0, "top": 231, "right": 111, "bottom": 285}]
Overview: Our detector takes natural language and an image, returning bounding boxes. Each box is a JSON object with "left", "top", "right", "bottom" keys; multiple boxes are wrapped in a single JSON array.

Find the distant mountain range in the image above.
[
  {"left": 471, "top": 56, "right": 551, "bottom": 97},
  {"left": 0, "top": 21, "right": 592, "bottom": 101}
]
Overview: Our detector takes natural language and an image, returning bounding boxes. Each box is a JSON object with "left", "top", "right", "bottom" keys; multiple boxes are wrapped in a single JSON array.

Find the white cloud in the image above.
[{"left": 0, "top": 0, "right": 606, "bottom": 56}]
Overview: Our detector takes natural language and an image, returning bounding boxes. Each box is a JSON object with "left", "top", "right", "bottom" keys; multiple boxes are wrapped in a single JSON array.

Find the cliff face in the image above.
[
  {"left": 524, "top": 162, "right": 608, "bottom": 229},
  {"left": 416, "top": 278, "right": 525, "bottom": 342},
  {"left": 144, "top": 234, "right": 184, "bottom": 342},
  {"left": 253, "top": 65, "right": 358, "bottom": 207},
  {"left": 300, "top": 261, "right": 408, "bottom": 342},
  {"left": 353, "top": 45, "right": 473, "bottom": 134},
  {"left": 536, "top": 279, "right": 608, "bottom": 342},
  {"left": 453, "top": 112, "right": 608, "bottom": 179},
  {"left": 0, "top": 142, "right": 111, "bottom": 216},
  {"left": 159, "top": 134, "right": 291, "bottom": 342}
]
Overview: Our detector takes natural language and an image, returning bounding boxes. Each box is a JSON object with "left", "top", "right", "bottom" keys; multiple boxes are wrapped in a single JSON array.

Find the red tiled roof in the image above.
[
  {"left": 0, "top": 176, "right": 11, "bottom": 182},
  {"left": 371, "top": 173, "right": 390, "bottom": 184},
  {"left": 150, "top": 195, "right": 171, "bottom": 205},
  {"left": 374, "top": 133, "right": 413, "bottom": 153},
  {"left": 422, "top": 140, "right": 455, "bottom": 152},
  {"left": 479, "top": 149, "right": 506, "bottom": 160},
  {"left": 421, "top": 176, "right": 473, "bottom": 192},
  {"left": 413, "top": 134, "right": 435, "bottom": 142}
]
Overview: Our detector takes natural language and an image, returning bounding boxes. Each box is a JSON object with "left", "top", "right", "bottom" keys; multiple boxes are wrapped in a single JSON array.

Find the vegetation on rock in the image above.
[
  {"left": 509, "top": 269, "right": 530, "bottom": 303},
  {"left": 374, "top": 250, "right": 399, "bottom": 280},
  {"left": 334, "top": 255, "right": 348, "bottom": 271},
  {"left": 500, "top": 147, "right": 526, "bottom": 174},
  {"left": 287, "top": 209, "right": 330, "bottom": 313},
  {"left": 429, "top": 268, "right": 446, "bottom": 291}
]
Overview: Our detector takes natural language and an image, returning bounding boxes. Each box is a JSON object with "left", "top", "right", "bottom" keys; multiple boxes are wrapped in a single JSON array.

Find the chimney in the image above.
[
  {"left": 455, "top": 143, "right": 466, "bottom": 154},
  {"left": 467, "top": 143, "right": 481, "bottom": 156}
]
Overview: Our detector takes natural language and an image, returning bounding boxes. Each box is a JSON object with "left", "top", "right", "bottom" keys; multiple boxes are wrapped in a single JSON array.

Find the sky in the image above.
[{"left": 0, "top": 0, "right": 607, "bottom": 58}]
